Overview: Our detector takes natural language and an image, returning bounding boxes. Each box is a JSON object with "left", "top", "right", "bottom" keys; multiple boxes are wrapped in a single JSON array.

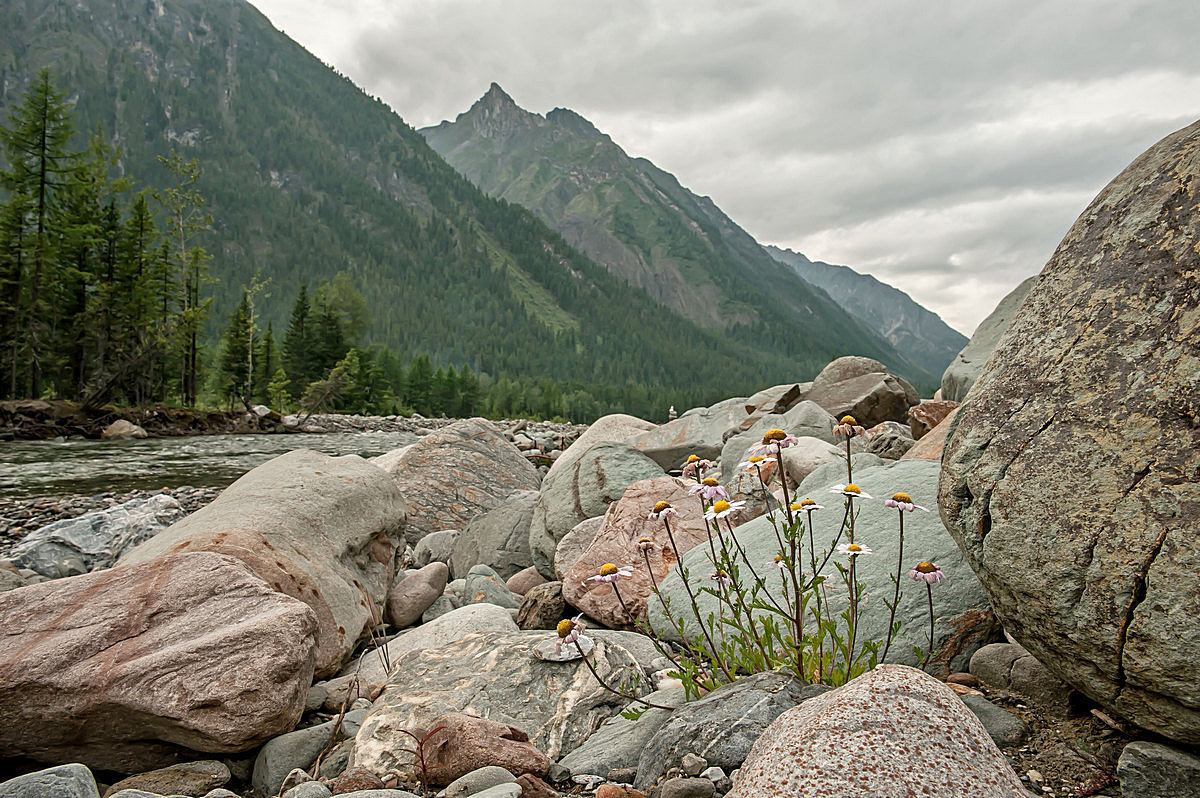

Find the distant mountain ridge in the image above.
[
  {"left": 765, "top": 246, "right": 967, "bottom": 375},
  {"left": 422, "top": 85, "right": 943, "bottom": 386}
]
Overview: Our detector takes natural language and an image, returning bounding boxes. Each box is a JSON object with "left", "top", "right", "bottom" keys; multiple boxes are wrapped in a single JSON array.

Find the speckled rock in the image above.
[
  {"left": 727, "top": 665, "right": 1028, "bottom": 797},
  {"left": 0, "top": 764, "right": 99, "bottom": 798},
  {"left": 101, "top": 760, "right": 229, "bottom": 797},
  {"left": 450, "top": 491, "right": 538, "bottom": 580},
  {"left": 529, "top": 443, "right": 664, "bottom": 579},
  {"left": 386, "top": 562, "right": 449, "bottom": 628},
  {"left": 1117, "top": 740, "right": 1200, "bottom": 798},
  {"left": 908, "top": 400, "right": 960, "bottom": 441},
  {"left": 377, "top": 418, "right": 540, "bottom": 545},
  {"left": 119, "top": 449, "right": 405, "bottom": 678},
  {"left": 901, "top": 406, "right": 960, "bottom": 461},
  {"left": 353, "top": 631, "right": 647, "bottom": 778},
  {"left": 941, "top": 276, "right": 1036, "bottom": 402},
  {"left": 563, "top": 476, "right": 714, "bottom": 628},
  {"left": 939, "top": 119, "right": 1200, "bottom": 744},
  {"left": 0, "top": 552, "right": 317, "bottom": 773}
]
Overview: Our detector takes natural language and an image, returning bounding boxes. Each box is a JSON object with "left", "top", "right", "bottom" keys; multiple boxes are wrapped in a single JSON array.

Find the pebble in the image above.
[
  {"left": 659, "top": 776, "right": 716, "bottom": 798},
  {"left": 680, "top": 753, "right": 707, "bottom": 776}
]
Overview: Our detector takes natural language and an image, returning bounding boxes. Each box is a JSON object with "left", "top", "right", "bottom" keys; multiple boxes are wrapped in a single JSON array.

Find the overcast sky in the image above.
[{"left": 250, "top": 0, "right": 1199, "bottom": 335}]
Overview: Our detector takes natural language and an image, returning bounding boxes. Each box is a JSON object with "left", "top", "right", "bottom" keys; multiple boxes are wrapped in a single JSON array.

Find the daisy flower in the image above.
[
  {"left": 749, "top": 428, "right": 800, "bottom": 457},
  {"left": 885, "top": 491, "right": 929, "bottom": 512},
  {"left": 909, "top": 561, "right": 945, "bottom": 584},
  {"left": 830, "top": 483, "right": 873, "bottom": 499},
  {"left": 588, "top": 563, "right": 633, "bottom": 583},
  {"left": 837, "top": 542, "right": 873, "bottom": 557},
  {"left": 555, "top": 614, "right": 585, "bottom": 655},
  {"left": 704, "top": 499, "right": 746, "bottom": 520},
  {"left": 709, "top": 569, "right": 732, "bottom": 586},
  {"left": 636, "top": 537, "right": 657, "bottom": 553},
  {"left": 647, "top": 500, "right": 679, "bottom": 521},
  {"left": 689, "top": 477, "right": 729, "bottom": 501},
  {"left": 737, "top": 454, "right": 777, "bottom": 471},
  {"left": 680, "top": 455, "right": 715, "bottom": 480},
  {"left": 833, "top": 415, "right": 869, "bottom": 440},
  {"left": 773, "top": 554, "right": 788, "bottom": 570},
  {"left": 790, "top": 498, "right": 824, "bottom": 514}
]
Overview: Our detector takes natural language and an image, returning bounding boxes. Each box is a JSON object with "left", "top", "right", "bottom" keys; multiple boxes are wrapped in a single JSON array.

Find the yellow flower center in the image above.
[
  {"left": 789, "top": 502, "right": 802, "bottom": 511},
  {"left": 556, "top": 618, "right": 575, "bottom": 637},
  {"left": 844, "top": 484, "right": 861, "bottom": 495},
  {"left": 599, "top": 563, "right": 619, "bottom": 576},
  {"left": 800, "top": 498, "right": 816, "bottom": 507},
  {"left": 915, "top": 561, "right": 937, "bottom": 573},
  {"left": 763, "top": 428, "right": 786, "bottom": 443},
  {"left": 653, "top": 501, "right": 672, "bottom": 513},
  {"left": 686, "top": 455, "right": 700, "bottom": 463},
  {"left": 712, "top": 500, "right": 731, "bottom": 513},
  {"left": 774, "top": 555, "right": 784, "bottom": 563},
  {"left": 714, "top": 570, "right": 728, "bottom": 578},
  {"left": 749, "top": 455, "right": 764, "bottom": 463},
  {"left": 892, "top": 492, "right": 913, "bottom": 503},
  {"left": 702, "top": 477, "right": 719, "bottom": 486},
  {"left": 848, "top": 543, "right": 863, "bottom": 552},
  {"left": 840, "top": 415, "right": 858, "bottom": 425}
]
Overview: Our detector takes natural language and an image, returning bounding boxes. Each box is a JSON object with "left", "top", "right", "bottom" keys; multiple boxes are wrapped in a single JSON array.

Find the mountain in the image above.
[
  {"left": 766, "top": 247, "right": 968, "bottom": 376},
  {"left": 0, "top": 0, "right": 857, "bottom": 417},
  {"left": 421, "top": 85, "right": 939, "bottom": 387}
]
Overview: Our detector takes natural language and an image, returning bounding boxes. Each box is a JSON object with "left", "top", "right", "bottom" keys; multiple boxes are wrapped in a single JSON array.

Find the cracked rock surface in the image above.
[{"left": 938, "top": 116, "right": 1200, "bottom": 744}]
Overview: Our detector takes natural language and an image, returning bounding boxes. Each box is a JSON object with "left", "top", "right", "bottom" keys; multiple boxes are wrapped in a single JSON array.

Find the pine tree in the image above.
[
  {"left": 218, "top": 292, "right": 252, "bottom": 408},
  {"left": 282, "top": 284, "right": 315, "bottom": 388}
]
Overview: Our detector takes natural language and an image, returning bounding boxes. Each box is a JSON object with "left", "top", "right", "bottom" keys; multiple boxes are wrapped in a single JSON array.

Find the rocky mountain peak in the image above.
[
  {"left": 459, "top": 82, "right": 540, "bottom": 139},
  {"left": 546, "top": 107, "right": 609, "bottom": 142}
]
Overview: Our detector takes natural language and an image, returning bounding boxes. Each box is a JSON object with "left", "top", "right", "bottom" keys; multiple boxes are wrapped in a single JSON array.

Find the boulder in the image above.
[
  {"left": 414, "top": 529, "right": 459, "bottom": 567},
  {"left": 517, "top": 581, "right": 566, "bottom": 630},
  {"left": 777, "top": 437, "right": 844, "bottom": 487},
  {"left": 103, "top": 761, "right": 230, "bottom": 798},
  {"left": 901, "top": 406, "right": 960, "bottom": 461},
  {"left": 353, "top": 631, "right": 648, "bottom": 776},
  {"left": 804, "top": 364, "right": 919, "bottom": 429},
  {"left": 101, "top": 419, "right": 148, "bottom": 440},
  {"left": 559, "top": 688, "right": 686, "bottom": 777},
  {"left": 742, "top": 383, "right": 808, "bottom": 416},
  {"left": 553, "top": 517, "right": 604, "bottom": 581},
  {"left": 0, "top": 552, "right": 317, "bottom": 772},
  {"left": 506, "top": 566, "right": 547, "bottom": 596},
  {"left": 341, "top": 602, "right": 518, "bottom": 685},
  {"left": 410, "top": 713, "right": 552, "bottom": 787},
  {"left": 863, "top": 424, "right": 916, "bottom": 460},
  {"left": 8, "top": 494, "right": 186, "bottom": 578},
  {"left": 959, "top": 695, "right": 1029, "bottom": 747},
  {"left": 252, "top": 710, "right": 368, "bottom": 798},
  {"left": 563, "top": 476, "right": 715, "bottom": 628},
  {"left": 377, "top": 418, "right": 540, "bottom": 544},
  {"left": 1117, "top": 741, "right": 1200, "bottom": 798},
  {"left": 718, "top": 401, "right": 836, "bottom": 480},
  {"left": 386, "top": 562, "right": 449, "bottom": 628},
  {"left": 649, "top": 460, "right": 993, "bottom": 674},
  {"left": 941, "top": 276, "right": 1036, "bottom": 402},
  {"left": 969, "top": 643, "right": 1070, "bottom": 710},
  {"left": 727, "top": 666, "right": 1028, "bottom": 797},
  {"left": 546, "top": 414, "right": 657, "bottom": 479},
  {"left": 529, "top": 443, "right": 664, "bottom": 579},
  {"left": 449, "top": 490, "right": 537, "bottom": 580},
  {"left": 464, "top": 564, "right": 521, "bottom": 609},
  {"left": 0, "top": 764, "right": 100, "bottom": 798},
  {"left": 908, "top": 400, "right": 960, "bottom": 440},
  {"left": 627, "top": 401, "right": 751, "bottom": 471},
  {"left": 635, "top": 672, "right": 814, "bottom": 789},
  {"left": 119, "top": 449, "right": 405, "bottom": 679},
  {"left": 938, "top": 119, "right": 1200, "bottom": 743}
]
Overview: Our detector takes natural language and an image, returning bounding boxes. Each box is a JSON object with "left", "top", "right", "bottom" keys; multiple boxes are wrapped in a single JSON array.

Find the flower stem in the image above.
[
  {"left": 922, "top": 583, "right": 935, "bottom": 670},
  {"left": 880, "top": 510, "right": 904, "bottom": 664},
  {"left": 662, "top": 517, "right": 736, "bottom": 682},
  {"left": 573, "top": 639, "right": 673, "bottom": 710}
]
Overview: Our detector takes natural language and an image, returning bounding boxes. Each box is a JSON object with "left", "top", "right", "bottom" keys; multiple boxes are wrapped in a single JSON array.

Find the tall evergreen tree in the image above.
[
  {"left": 282, "top": 283, "right": 316, "bottom": 388},
  {"left": 218, "top": 292, "right": 251, "bottom": 408}
]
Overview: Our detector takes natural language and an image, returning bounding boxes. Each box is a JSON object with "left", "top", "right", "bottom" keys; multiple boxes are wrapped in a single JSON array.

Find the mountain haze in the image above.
[
  {"left": 422, "top": 85, "right": 939, "bottom": 386},
  {"left": 766, "top": 246, "right": 968, "bottom": 374}
]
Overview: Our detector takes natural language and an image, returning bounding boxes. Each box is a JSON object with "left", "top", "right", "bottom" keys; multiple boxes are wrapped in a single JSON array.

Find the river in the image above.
[{"left": 0, "top": 430, "right": 418, "bottom": 503}]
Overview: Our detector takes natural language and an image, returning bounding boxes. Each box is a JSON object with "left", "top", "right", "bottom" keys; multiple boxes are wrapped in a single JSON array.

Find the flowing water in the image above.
[{"left": 0, "top": 431, "right": 418, "bottom": 502}]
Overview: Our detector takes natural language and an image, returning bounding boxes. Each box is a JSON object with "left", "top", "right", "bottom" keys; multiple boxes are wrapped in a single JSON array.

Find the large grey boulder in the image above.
[
  {"left": 352, "top": 631, "right": 648, "bottom": 776},
  {"left": 635, "top": 672, "right": 813, "bottom": 789},
  {"left": 1117, "top": 741, "right": 1200, "bottom": 798},
  {"left": 940, "top": 276, "right": 1036, "bottom": 402},
  {"left": 546, "top": 413, "right": 656, "bottom": 479},
  {"left": 377, "top": 418, "right": 540, "bottom": 545},
  {"left": 552, "top": 516, "right": 604, "bottom": 581},
  {"left": 628, "top": 401, "right": 751, "bottom": 471},
  {"left": 728, "top": 666, "right": 1027, "bottom": 797},
  {"left": 120, "top": 449, "right": 405, "bottom": 678},
  {"left": 450, "top": 490, "right": 537, "bottom": 580},
  {"left": 0, "top": 764, "right": 99, "bottom": 798},
  {"left": 0, "top": 552, "right": 317, "bottom": 773},
  {"left": 650, "top": 459, "right": 992, "bottom": 674},
  {"left": 8, "top": 494, "right": 186, "bottom": 578},
  {"left": 718, "top": 400, "right": 836, "bottom": 479},
  {"left": 804, "top": 356, "right": 920, "bottom": 428},
  {"left": 558, "top": 688, "right": 686, "bottom": 776},
  {"left": 528, "top": 442, "right": 664, "bottom": 579},
  {"left": 939, "top": 118, "right": 1200, "bottom": 744}
]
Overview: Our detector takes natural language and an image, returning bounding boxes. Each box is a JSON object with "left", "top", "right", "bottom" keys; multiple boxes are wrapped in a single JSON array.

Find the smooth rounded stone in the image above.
[
  {"left": 719, "top": 400, "right": 838, "bottom": 479},
  {"left": 960, "top": 695, "right": 1030, "bottom": 747},
  {"left": 119, "top": 449, "right": 406, "bottom": 679},
  {"left": 415, "top": 530, "right": 460, "bottom": 567},
  {"left": 901, "top": 406, "right": 960, "bottom": 461},
  {"left": 353, "top": 631, "right": 648, "bottom": 777},
  {"left": 505, "top": 565, "right": 547, "bottom": 596},
  {"left": 1117, "top": 741, "right": 1200, "bottom": 798},
  {"left": 464, "top": 564, "right": 521, "bottom": 609},
  {"left": 659, "top": 777, "right": 714, "bottom": 798},
  {"left": 464, "top": 786, "right": 521, "bottom": 798},
  {"left": 908, "top": 400, "right": 960, "bottom": 440},
  {"left": 562, "top": 476, "right": 715, "bottom": 628},
  {"left": 422, "top": 593, "right": 462, "bottom": 623},
  {"left": 344, "top": 603, "right": 519, "bottom": 684},
  {"left": 699, "top": 767, "right": 725, "bottom": 782},
  {"left": 202, "top": 791, "right": 240, "bottom": 798},
  {"left": 0, "top": 552, "right": 316, "bottom": 773},
  {"left": 450, "top": 491, "right": 538, "bottom": 580},
  {"left": 281, "top": 782, "right": 333, "bottom": 798},
  {"left": 627, "top": 400, "right": 752, "bottom": 472},
  {"left": 517, "top": 581, "right": 566, "bottom": 630},
  {"left": 306, "top": 682, "right": 329, "bottom": 712},
  {"left": 532, "top": 633, "right": 595, "bottom": 661},
  {"left": 316, "top": 738, "right": 356, "bottom": 780},
  {"left": 680, "top": 753, "right": 707, "bottom": 776},
  {"left": 0, "top": 764, "right": 100, "bottom": 798},
  {"left": 794, "top": 452, "right": 884, "bottom": 497},
  {"left": 727, "top": 666, "right": 1028, "bottom": 797},
  {"left": 939, "top": 120, "right": 1200, "bottom": 744},
  {"left": 102, "top": 419, "right": 148, "bottom": 440},
  {"left": 387, "top": 562, "right": 449, "bottom": 628},
  {"left": 969, "top": 643, "right": 1070, "bottom": 711},
  {"left": 442, "top": 765, "right": 516, "bottom": 798},
  {"left": 8, "top": 494, "right": 186, "bottom": 578},
  {"left": 529, "top": 442, "right": 665, "bottom": 579},
  {"left": 253, "top": 714, "right": 347, "bottom": 798},
  {"left": 941, "top": 276, "right": 1036, "bottom": 402},
  {"left": 103, "top": 761, "right": 230, "bottom": 798},
  {"left": 650, "top": 459, "right": 994, "bottom": 674},
  {"left": 546, "top": 414, "right": 657, "bottom": 480},
  {"left": 553, "top": 517, "right": 604, "bottom": 581},
  {"left": 376, "top": 418, "right": 540, "bottom": 545},
  {"left": 0, "top": 568, "right": 24, "bottom": 592},
  {"left": 634, "top": 672, "right": 813, "bottom": 789},
  {"left": 863, "top": 426, "right": 915, "bottom": 460},
  {"left": 776, "top": 437, "right": 843, "bottom": 488},
  {"left": 558, "top": 688, "right": 685, "bottom": 776}
]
